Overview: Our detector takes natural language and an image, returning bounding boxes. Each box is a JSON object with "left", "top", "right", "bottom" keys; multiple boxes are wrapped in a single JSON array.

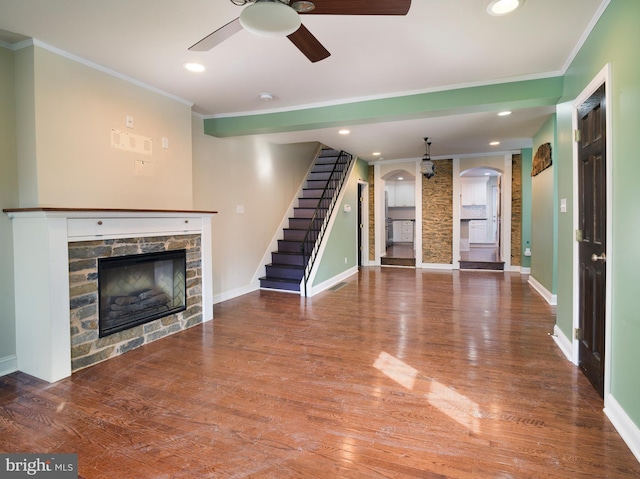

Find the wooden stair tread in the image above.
[{"left": 459, "top": 260, "right": 505, "bottom": 271}]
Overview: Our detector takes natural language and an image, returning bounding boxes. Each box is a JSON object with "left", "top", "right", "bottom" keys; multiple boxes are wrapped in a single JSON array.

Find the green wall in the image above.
[
  {"left": 205, "top": 78, "right": 564, "bottom": 137},
  {"left": 0, "top": 47, "right": 18, "bottom": 369},
  {"left": 313, "top": 157, "right": 369, "bottom": 287},
  {"left": 531, "top": 116, "right": 557, "bottom": 293},
  {"left": 554, "top": 100, "right": 576, "bottom": 338},
  {"left": 556, "top": 0, "right": 640, "bottom": 427}
]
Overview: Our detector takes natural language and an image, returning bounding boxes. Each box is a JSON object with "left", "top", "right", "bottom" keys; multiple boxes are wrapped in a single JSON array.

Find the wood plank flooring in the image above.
[
  {"left": 382, "top": 243, "right": 416, "bottom": 267},
  {"left": 1, "top": 268, "right": 639, "bottom": 478},
  {"left": 384, "top": 243, "right": 415, "bottom": 258},
  {"left": 459, "top": 245, "right": 500, "bottom": 262}
]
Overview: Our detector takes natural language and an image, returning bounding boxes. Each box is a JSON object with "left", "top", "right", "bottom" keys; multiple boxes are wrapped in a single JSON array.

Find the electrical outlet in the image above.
[{"left": 344, "top": 257, "right": 347, "bottom": 264}]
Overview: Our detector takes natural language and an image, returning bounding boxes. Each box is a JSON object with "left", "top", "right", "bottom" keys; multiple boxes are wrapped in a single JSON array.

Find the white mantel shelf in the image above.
[{"left": 4, "top": 208, "right": 217, "bottom": 383}]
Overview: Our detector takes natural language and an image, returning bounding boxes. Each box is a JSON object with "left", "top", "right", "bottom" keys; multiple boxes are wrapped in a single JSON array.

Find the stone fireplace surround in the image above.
[{"left": 4, "top": 208, "right": 216, "bottom": 383}]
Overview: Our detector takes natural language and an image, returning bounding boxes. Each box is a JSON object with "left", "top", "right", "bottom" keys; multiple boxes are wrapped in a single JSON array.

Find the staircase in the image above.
[
  {"left": 459, "top": 245, "right": 504, "bottom": 270},
  {"left": 259, "top": 148, "right": 352, "bottom": 294}
]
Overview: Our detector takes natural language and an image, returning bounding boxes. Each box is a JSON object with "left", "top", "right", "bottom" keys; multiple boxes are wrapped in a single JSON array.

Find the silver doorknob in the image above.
[{"left": 591, "top": 253, "right": 606, "bottom": 262}]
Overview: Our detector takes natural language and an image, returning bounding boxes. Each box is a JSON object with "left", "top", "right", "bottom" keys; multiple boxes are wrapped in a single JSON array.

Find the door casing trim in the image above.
[{"left": 571, "top": 63, "right": 612, "bottom": 398}]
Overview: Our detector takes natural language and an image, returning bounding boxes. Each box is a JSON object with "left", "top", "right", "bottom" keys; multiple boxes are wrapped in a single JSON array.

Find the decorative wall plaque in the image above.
[{"left": 531, "top": 142, "right": 552, "bottom": 176}]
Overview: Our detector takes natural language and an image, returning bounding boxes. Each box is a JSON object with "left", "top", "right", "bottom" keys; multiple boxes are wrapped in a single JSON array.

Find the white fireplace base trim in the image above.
[{"left": 6, "top": 209, "right": 215, "bottom": 383}]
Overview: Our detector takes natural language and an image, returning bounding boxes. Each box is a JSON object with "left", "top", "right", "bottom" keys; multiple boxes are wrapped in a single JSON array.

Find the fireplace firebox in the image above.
[{"left": 98, "top": 249, "right": 187, "bottom": 337}]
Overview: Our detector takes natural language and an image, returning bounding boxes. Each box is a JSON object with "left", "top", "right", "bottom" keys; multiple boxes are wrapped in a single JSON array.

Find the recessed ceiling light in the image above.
[
  {"left": 398, "top": 177, "right": 404, "bottom": 181},
  {"left": 372, "top": 152, "right": 381, "bottom": 156},
  {"left": 490, "top": 141, "right": 501, "bottom": 146},
  {"left": 339, "top": 129, "right": 350, "bottom": 135},
  {"left": 487, "top": 0, "right": 524, "bottom": 16},
  {"left": 259, "top": 92, "right": 274, "bottom": 102},
  {"left": 183, "top": 62, "right": 206, "bottom": 73},
  {"left": 498, "top": 111, "right": 512, "bottom": 116}
]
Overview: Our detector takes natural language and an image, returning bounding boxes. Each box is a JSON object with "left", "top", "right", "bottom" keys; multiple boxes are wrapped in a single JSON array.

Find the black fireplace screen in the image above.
[{"left": 98, "top": 249, "right": 187, "bottom": 337}]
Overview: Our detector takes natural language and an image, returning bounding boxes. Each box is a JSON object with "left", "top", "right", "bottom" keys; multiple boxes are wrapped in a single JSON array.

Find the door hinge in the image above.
[
  {"left": 574, "top": 129, "right": 581, "bottom": 142},
  {"left": 574, "top": 328, "right": 583, "bottom": 340},
  {"left": 575, "top": 229, "right": 583, "bottom": 242}
]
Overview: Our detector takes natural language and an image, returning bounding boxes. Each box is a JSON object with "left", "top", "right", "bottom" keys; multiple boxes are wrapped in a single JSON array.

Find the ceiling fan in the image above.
[{"left": 189, "top": 0, "right": 411, "bottom": 63}]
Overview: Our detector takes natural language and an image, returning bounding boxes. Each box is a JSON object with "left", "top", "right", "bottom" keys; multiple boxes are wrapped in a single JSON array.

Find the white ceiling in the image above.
[{"left": 0, "top": 0, "right": 608, "bottom": 161}]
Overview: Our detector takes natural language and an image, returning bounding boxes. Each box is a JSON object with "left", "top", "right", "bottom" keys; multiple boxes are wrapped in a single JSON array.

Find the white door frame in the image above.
[
  {"left": 453, "top": 155, "right": 513, "bottom": 271},
  {"left": 358, "top": 180, "right": 371, "bottom": 266},
  {"left": 571, "top": 64, "right": 613, "bottom": 398}
]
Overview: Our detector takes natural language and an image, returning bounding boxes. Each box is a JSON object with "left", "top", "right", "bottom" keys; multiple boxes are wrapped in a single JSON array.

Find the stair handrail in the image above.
[{"left": 300, "top": 150, "right": 354, "bottom": 296}]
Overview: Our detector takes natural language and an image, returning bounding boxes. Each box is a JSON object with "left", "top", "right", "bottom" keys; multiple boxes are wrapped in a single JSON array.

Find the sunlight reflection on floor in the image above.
[
  {"left": 373, "top": 351, "right": 418, "bottom": 390},
  {"left": 373, "top": 351, "right": 481, "bottom": 434}
]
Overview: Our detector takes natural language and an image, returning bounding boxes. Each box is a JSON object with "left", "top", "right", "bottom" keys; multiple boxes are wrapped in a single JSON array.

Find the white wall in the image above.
[
  {"left": 19, "top": 45, "right": 194, "bottom": 209},
  {"left": 0, "top": 46, "right": 18, "bottom": 373},
  {"left": 192, "top": 116, "right": 317, "bottom": 300}
]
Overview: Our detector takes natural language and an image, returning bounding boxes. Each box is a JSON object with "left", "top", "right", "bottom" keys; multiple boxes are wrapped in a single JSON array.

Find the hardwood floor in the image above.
[
  {"left": 385, "top": 243, "right": 414, "bottom": 259},
  {"left": 459, "top": 245, "right": 500, "bottom": 262},
  {"left": 382, "top": 243, "right": 416, "bottom": 266},
  {"left": 1, "top": 268, "right": 639, "bottom": 478}
]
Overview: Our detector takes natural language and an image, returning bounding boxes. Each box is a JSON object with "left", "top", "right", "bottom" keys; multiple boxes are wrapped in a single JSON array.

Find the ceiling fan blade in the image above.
[
  {"left": 189, "top": 17, "right": 243, "bottom": 51},
  {"left": 295, "top": 0, "right": 411, "bottom": 15},
  {"left": 287, "top": 24, "right": 331, "bottom": 63}
]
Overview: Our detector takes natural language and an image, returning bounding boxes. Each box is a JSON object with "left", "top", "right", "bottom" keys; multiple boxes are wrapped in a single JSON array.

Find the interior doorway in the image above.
[
  {"left": 382, "top": 169, "right": 416, "bottom": 267},
  {"left": 459, "top": 167, "right": 504, "bottom": 270},
  {"left": 576, "top": 82, "right": 607, "bottom": 398}
]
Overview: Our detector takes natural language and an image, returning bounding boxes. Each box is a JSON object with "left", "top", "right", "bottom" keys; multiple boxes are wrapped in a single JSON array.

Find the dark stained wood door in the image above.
[
  {"left": 358, "top": 183, "right": 364, "bottom": 266},
  {"left": 577, "top": 83, "right": 607, "bottom": 397}
]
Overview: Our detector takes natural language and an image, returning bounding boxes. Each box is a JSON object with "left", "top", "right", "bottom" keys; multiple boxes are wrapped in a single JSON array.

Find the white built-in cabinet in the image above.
[
  {"left": 469, "top": 220, "right": 488, "bottom": 243},
  {"left": 387, "top": 181, "right": 415, "bottom": 207},
  {"left": 392, "top": 220, "right": 414, "bottom": 243},
  {"left": 460, "top": 178, "right": 488, "bottom": 206}
]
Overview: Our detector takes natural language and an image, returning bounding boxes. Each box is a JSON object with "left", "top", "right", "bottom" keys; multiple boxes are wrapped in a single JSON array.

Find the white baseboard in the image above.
[
  {"left": 420, "top": 263, "right": 454, "bottom": 270},
  {"left": 213, "top": 282, "right": 260, "bottom": 304},
  {"left": 0, "top": 355, "right": 18, "bottom": 377},
  {"left": 604, "top": 393, "right": 640, "bottom": 463},
  {"left": 528, "top": 275, "right": 557, "bottom": 305},
  {"left": 307, "top": 267, "right": 358, "bottom": 297},
  {"left": 551, "top": 324, "right": 576, "bottom": 365},
  {"left": 507, "top": 265, "right": 531, "bottom": 274}
]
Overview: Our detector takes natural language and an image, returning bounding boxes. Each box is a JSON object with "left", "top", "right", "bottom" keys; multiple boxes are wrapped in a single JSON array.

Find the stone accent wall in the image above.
[
  {"left": 422, "top": 159, "right": 453, "bottom": 264},
  {"left": 368, "top": 165, "right": 375, "bottom": 261},
  {"left": 511, "top": 154, "right": 522, "bottom": 266},
  {"left": 68, "top": 234, "right": 203, "bottom": 372}
]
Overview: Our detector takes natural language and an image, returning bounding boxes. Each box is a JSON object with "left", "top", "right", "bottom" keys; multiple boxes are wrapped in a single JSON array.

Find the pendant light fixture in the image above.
[{"left": 420, "top": 137, "right": 435, "bottom": 179}]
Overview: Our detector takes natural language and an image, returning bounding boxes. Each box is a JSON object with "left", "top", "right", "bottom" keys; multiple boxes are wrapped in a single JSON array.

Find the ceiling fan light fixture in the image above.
[
  {"left": 487, "top": 0, "right": 524, "bottom": 16},
  {"left": 240, "top": 0, "right": 301, "bottom": 37}
]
